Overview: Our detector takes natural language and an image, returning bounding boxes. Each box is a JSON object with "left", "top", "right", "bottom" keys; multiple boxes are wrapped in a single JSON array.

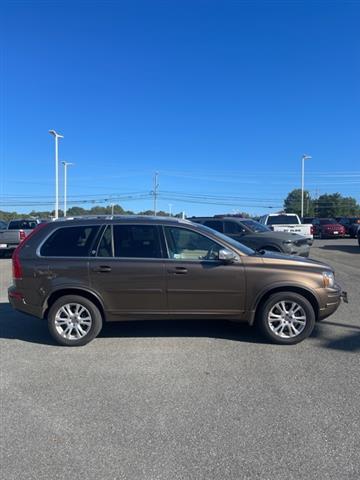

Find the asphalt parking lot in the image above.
[{"left": 1, "top": 238, "right": 359, "bottom": 480}]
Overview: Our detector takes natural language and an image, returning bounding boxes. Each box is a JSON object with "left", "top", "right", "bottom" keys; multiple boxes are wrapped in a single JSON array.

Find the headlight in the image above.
[
  {"left": 282, "top": 240, "right": 293, "bottom": 245},
  {"left": 322, "top": 271, "right": 335, "bottom": 288}
]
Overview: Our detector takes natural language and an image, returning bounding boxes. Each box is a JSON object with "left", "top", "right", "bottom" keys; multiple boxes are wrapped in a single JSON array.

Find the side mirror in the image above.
[{"left": 218, "top": 248, "right": 238, "bottom": 263}]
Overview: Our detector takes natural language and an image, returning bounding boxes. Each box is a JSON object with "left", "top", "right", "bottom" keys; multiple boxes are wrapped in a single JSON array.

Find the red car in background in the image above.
[{"left": 312, "top": 218, "right": 346, "bottom": 239}]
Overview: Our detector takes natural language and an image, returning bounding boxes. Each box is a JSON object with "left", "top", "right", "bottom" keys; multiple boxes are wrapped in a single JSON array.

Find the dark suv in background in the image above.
[
  {"left": 190, "top": 216, "right": 311, "bottom": 257},
  {"left": 9, "top": 216, "right": 345, "bottom": 346}
]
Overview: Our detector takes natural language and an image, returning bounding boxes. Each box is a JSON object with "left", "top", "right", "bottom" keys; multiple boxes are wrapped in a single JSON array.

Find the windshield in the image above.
[
  {"left": 241, "top": 219, "right": 270, "bottom": 233},
  {"left": 266, "top": 215, "right": 299, "bottom": 225},
  {"left": 319, "top": 218, "right": 338, "bottom": 225},
  {"left": 195, "top": 223, "right": 255, "bottom": 255}
]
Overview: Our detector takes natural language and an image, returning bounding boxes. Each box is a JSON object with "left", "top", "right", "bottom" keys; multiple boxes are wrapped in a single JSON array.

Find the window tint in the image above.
[
  {"left": 113, "top": 225, "right": 161, "bottom": 258},
  {"left": 240, "top": 220, "right": 269, "bottom": 233},
  {"left": 9, "top": 220, "right": 38, "bottom": 230},
  {"left": 203, "top": 220, "right": 224, "bottom": 232},
  {"left": 164, "top": 226, "right": 221, "bottom": 261},
  {"left": 319, "top": 218, "right": 337, "bottom": 225},
  {"left": 266, "top": 215, "right": 299, "bottom": 225},
  {"left": 224, "top": 221, "right": 246, "bottom": 234},
  {"left": 97, "top": 225, "right": 113, "bottom": 257},
  {"left": 40, "top": 226, "right": 100, "bottom": 257}
]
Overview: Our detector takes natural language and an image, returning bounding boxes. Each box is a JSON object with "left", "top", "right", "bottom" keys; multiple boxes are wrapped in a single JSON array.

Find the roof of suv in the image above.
[{"left": 52, "top": 215, "right": 194, "bottom": 226}]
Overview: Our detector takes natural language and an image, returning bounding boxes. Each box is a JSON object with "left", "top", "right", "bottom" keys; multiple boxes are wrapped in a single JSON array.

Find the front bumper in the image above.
[
  {"left": 284, "top": 243, "right": 311, "bottom": 257},
  {"left": 317, "top": 284, "right": 348, "bottom": 321}
]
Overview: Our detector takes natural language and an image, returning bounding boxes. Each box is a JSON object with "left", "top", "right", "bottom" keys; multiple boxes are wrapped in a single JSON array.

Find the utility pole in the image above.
[
  {"left": 168, "top": 204, "right": 172, "bottom": 216},
  {"left": 153, "top": 171, "right": 159, "bottom": 215},
  {"left": 62, "top": 161, "right": 74, "bottom": 217},
  {"left": 301, "top": 154, "right": 312, "bottom": 218},
  {"left": 49, "top": 130, "right": 64, "bottom": 219}
]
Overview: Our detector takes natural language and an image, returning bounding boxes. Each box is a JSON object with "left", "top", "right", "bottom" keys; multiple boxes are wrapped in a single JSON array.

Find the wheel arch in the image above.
[
  {"left": 251, "top": 286, "right": 320, "bottom": 325},
  {"left": 43, "top": 288, "right": 106, "bottom": 321}
]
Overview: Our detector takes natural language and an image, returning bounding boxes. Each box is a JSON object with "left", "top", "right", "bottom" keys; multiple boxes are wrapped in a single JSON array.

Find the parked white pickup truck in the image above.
[{"left": 259, "top": 213, "right": 314, "bottom": 243}]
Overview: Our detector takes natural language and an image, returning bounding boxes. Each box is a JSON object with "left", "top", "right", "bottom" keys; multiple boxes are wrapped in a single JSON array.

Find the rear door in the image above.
[
  {"left": 89, "top": 224, "right": 166, "bottom": 319},
  {"left": 162, "top": 225, "right": 246, "bottom": 316}
]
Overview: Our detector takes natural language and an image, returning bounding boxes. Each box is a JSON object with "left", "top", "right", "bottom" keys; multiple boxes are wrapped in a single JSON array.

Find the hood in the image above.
[
  {"left": 256, "top": 250, "right": 332, "bottom": 271},
  {"left": 241, "top": 231, "right": 307, "bottom": 242},
  {"left": 254, "top": 231, "right": 307, "bottom": 241}
]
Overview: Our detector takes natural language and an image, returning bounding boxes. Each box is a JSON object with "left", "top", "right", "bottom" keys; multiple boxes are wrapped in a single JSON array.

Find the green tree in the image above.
[
  {"left": 283, "top": 189, "right": 314, "bottom": 217},
  {"left": 314, "top": 193, "right": 360, "bottom": 217}
]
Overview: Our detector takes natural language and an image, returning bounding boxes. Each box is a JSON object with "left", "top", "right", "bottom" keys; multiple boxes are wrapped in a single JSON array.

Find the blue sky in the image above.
[{"left": 1, "top": 0, "right": 359, "bottom": 216}]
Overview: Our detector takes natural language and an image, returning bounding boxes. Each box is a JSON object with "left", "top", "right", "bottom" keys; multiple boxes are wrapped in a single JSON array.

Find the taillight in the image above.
[
  {"left": 12, "top": 223, "right": 47, "bottom": 280},
  {"left": 19, "top": 230, "right": 26, "bottom": 242},
  {"left": 310, "top": 225, "right": 314, "bottom": 235}
]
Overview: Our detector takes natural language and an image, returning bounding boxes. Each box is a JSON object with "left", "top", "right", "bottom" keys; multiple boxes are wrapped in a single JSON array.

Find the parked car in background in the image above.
[
  {"left": 312, "top": 218, "right": 346, "bottom": 239},
  {"left": 258, "top": 213, "right": 313, "bottom": 242},
  {"left": 190, "top": 216, "right": 311, "bottom": 257},
  {"left": 8, "top": 216, "right": 346, "bottom": 346},
  {"left": 0, "top": 218, "right": 42, "bottom": 254},
  {"left": 358, "top": 228, "right": 360, "bottom": 248},
  {"left": 336, "top": 217, "right": 360, "bottom": 238}
]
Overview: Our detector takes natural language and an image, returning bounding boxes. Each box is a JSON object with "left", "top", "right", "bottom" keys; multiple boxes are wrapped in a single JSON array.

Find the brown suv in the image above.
[{"left": 8, "top": 216, "right": 346, "bottom": 346}]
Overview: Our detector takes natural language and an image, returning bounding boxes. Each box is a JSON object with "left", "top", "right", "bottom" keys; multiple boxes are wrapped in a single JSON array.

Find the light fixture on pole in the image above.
[
  {"left": 49, "top": 130, "right": 64, "bottom": 219},
  {"left": 301, "top": 154, "right": 312, "bottom": 218},
  {"left": 61, "top": 161, "right": 74, "bottom": 217}
]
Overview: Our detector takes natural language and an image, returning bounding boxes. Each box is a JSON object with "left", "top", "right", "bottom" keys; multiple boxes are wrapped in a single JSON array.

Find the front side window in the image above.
[
  {"left": 224, "top": 221, "right": 246, "bottom": 234},
  {"left": 164, "top": 226, "right": 222, "bottom": 261},
  {"left": 113, "top": 225, "right": 162, "bottom": 258},
  {"left": 40, "top": 226, "right": 100, "bottom": 257}
]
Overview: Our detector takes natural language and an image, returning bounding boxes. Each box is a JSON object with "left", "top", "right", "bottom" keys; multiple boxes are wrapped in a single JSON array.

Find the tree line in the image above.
[
  {"left": 1, "top": 190, "right": 359, "bottom": 222},
  {"left": 284, "top": 190, "right": 360, "bottom": 217}
]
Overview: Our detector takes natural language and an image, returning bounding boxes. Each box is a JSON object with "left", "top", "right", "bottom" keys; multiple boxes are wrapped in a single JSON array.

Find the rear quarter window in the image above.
[{"left": 40, "top": 226, "right": 100, "bottom": 257}]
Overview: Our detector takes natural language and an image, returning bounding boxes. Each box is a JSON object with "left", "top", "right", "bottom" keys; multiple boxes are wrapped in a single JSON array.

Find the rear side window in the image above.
[
  {"left": 203, "top": 220, "right": 224, "bottom": 232},
  {"left": 40, "top": 226, "right": 100, "bottom": 257},
  {"left": 113, "top": 225, "right": 162, "bottom": 258},
  {"left": 9, "top": 220, "right": 38, "bottom": 230}
]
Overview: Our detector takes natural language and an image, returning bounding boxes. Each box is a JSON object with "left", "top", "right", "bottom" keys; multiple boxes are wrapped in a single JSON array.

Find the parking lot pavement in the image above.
[{"left": 0, "top": 239, "right": 359, "bottom": 480}]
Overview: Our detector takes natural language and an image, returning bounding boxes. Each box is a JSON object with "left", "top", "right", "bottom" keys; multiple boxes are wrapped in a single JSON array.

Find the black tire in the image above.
[
  {"left": 47, "top": 295, "right": 103, "bottom": 346},
  {"left": 256, "top": 292, "right": 316, "bottom": 345}
]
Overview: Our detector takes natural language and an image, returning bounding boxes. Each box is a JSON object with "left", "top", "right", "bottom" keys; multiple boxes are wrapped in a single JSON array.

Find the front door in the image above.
[
  {"left": 89, "top": 224, "right": 166, "bottom": 319},
  {"left": 163, "top": 226, "right": 246, "bottom": 316}
]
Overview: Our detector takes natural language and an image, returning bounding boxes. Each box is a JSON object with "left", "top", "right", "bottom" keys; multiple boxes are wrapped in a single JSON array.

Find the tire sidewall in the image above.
[
  {"left": 48, "top": 295, "right": 103, "bottom": 346},
  {"left": 258, "top": 292, "right": 315, "bottom": 345}
]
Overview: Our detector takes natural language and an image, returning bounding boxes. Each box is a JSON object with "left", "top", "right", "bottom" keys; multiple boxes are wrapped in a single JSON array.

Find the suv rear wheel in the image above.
[
  {"left": 48, "top": 295, "right": 103, "bottom": 346},
  {"left": 257, "top": 292, "right": 315, "bottom": 345}
]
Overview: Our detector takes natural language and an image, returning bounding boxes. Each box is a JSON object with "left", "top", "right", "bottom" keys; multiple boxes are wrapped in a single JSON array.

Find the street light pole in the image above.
[
  {"left": 153, "top": 171, "right": 159, "bottom": 216},
  {"left": 301, "top": 154, "right": 312, "bottom": 218},
  {"left": 62, "top": 161, "right": 74, "bottom": 217},
  {"left": 49, "top": 130, "right": 64, "bottom": 219}
]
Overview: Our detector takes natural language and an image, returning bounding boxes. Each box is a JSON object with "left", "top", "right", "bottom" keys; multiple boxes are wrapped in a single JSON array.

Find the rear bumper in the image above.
[{"left": 8, "top": 286, "right": 43, "bottom": 319}]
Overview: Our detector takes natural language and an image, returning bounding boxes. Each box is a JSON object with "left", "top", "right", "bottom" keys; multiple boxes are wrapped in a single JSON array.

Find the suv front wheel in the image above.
[
  {"left": 257, "top": 292, "right": 316, "bottom": 345},
  {"left": 48, "top": 295, "right": 103, "bottom": 346}
]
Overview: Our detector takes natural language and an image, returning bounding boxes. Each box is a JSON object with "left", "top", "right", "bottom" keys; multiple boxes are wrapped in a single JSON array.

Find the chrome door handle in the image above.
[
  {"left": 92, "top": 266, "right": 112, "bottom": 273},
  {"left": 167, "top": 267, "right": 188, "bottom": 274}
]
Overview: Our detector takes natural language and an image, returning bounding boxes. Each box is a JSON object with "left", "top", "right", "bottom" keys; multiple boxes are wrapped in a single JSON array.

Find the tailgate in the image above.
[{"left": 272, "top": 225, "right": 309, "bottom": 235}]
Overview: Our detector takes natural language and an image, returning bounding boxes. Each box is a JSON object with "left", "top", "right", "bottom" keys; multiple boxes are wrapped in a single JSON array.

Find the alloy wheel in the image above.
[
  {"left": 54, "top": 303, "right": 92, "bottom": 340},
  {"left": 267, "top": 301, "right": 307, "bottom": 339}
]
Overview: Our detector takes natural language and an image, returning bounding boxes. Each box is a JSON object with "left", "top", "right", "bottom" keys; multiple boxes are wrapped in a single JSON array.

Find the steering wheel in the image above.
[{"left": 203, "top": 245, "right": 219, "bottom": 260}]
